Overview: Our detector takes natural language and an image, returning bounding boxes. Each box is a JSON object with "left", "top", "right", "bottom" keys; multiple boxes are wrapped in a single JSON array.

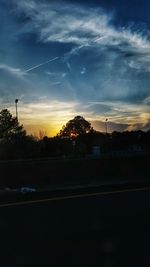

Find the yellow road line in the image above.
[{"left": 0, "top": 186, "right": 150, "bottom": 208}]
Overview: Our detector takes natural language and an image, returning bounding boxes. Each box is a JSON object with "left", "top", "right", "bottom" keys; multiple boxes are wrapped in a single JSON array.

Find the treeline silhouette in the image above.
[{"left": 0, "top": 109, "right": 150, "bottom": 160}]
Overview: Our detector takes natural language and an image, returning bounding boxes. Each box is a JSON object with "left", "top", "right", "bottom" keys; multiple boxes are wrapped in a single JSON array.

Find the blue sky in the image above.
[{"left": 0, "top": 0, "right": 150, "bottom": 135}]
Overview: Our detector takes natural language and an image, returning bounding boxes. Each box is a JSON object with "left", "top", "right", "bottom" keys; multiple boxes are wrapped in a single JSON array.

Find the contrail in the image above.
[
  {"left": 93, "top": 35, "right": 106, "bottom": 43},
  {"left": 24, "top": 57, "right": 59, "bottom": 73}
]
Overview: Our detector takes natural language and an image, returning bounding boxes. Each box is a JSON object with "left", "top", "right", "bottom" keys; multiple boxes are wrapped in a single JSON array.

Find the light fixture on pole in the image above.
[{"left": 15, "top": 99, "right": 19, "bottom": 119}]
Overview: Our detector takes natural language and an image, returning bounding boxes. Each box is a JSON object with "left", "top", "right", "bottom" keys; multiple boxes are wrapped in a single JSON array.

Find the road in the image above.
[{"left": 0, "top": 187, "right": 150, "bottom": 266}]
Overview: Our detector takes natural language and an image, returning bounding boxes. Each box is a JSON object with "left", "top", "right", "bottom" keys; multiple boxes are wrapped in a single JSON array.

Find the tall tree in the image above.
[
  {"left": 58, "top": 116, "right": 93, "bottom": 138},
  {"left": 0, "top": 109, "right": 26, "bottom": 141}
]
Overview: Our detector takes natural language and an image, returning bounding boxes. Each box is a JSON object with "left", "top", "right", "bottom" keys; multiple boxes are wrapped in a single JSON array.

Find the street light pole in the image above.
[
  {"left": 105, "top": 118, "right": 108, "bottom": 134},
  {"left": 15, "top": 99, "right": 19, "bottom": 120}
]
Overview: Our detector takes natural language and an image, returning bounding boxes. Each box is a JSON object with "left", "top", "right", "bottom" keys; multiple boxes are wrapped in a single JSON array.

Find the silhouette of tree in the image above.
[
  {"left": 58, "top": 116, "right": 93, "bottom": 138},
  {"left": 0, "top": 109, "right": 26, "bottom": 141}
]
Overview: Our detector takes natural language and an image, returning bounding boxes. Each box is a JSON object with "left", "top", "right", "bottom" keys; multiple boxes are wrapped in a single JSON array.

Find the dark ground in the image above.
[
  {"left": 0, "top": 188, "right": 150, "bottom": 266},
  {"left": 0, "top": 155, "right": 150, "bottom": 188}
]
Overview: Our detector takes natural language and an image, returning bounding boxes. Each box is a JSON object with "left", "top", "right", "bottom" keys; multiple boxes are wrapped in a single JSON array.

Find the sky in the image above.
[{"left": 0, "top": 0, "right": 150, "bottom": 136}]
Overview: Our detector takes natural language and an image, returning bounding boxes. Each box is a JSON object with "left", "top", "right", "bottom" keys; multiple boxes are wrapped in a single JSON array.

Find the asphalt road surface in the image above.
[{"left": 0, "top": 187, "right": 150, "bottom": 267}]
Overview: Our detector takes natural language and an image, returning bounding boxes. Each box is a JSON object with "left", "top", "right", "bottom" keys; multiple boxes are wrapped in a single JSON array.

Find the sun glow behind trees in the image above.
[{"left": 58, "top": 116, "right": 93, "bottom": 139}]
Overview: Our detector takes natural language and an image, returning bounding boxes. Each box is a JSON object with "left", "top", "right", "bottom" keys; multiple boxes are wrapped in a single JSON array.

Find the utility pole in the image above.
[
  {"left": 15, "top": 99, "right": 19, "bottom": 120},
  {"left": 105, "top": 118, "right": 108, "bottom": 134}
]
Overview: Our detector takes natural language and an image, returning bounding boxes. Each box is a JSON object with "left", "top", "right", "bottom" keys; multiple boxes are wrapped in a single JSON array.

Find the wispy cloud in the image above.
[
  {"left": 14, "top": 0, "right": 150, "bottom": 72},
  {"left": 0, "top": 64, "right": 25, "bottom": 76},
  {"left": 80, "top": 67, "right": 86, "bottom": 75},
  {"left": 66, "top": 62, "right": 71, "bottom": 71},
  {"left": 130, "top": 119, "right": 150, "bottom": 131},
  {"left": 51, "top": 81, "right": 61, "bottom": 86},
  {"left": 0, "top": 63, "right": 37, "bottom": 101},
  {"left": 45, "top": 71, "right": 58, "bottom": 76},
  {"left": 91, "top": 120, "right": 129, "bottom": 132},
  {"left": 62, "top": 73, "right": 67, "bottom": 78}
]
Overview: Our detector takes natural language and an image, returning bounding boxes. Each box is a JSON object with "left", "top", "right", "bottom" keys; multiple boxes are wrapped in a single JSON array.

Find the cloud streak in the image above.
[{"left": 14, "top": 0, "right": 150, "bottom": 67}]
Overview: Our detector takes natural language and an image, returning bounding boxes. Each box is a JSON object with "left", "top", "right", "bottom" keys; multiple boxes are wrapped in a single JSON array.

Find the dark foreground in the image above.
[
  {"left": 0, "top": 155, "right": 150, "bottom": 188},
  {"left": 0, "top": 187, "right": 150, "bottom": 266}
]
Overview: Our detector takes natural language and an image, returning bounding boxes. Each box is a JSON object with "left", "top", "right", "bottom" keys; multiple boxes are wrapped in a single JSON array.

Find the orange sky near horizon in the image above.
[{"left": 7, "top": 99, "right": 150, "bottom": 137}]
